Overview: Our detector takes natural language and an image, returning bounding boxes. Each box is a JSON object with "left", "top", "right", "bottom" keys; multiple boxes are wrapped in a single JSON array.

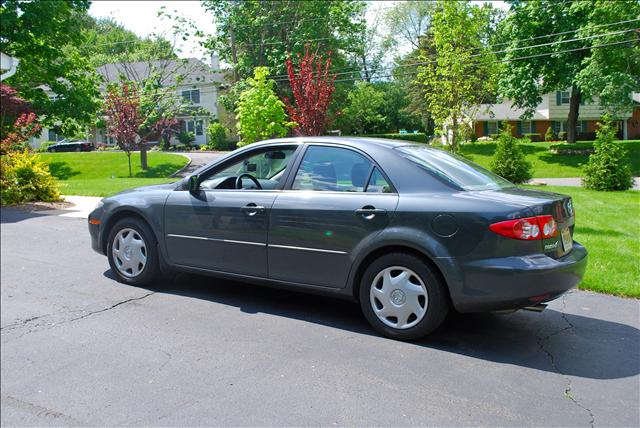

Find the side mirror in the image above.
[{"left": 188, "top": 175, "right": 199, "bottom": 192}]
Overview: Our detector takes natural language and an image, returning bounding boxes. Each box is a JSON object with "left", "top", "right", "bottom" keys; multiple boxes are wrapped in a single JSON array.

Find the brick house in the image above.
[{"left": 473, "top": 91, "right": 640, "bottom": 141}]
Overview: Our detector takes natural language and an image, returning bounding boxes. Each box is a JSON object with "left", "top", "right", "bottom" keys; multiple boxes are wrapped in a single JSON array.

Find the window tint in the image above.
[
  {"left": 200, "top": 148, "right": 296, "bottom": 189},
  {"left": 397, "top": 146, "right": 514, "bottom": 191},
  {"left": 291, "top": 146, "right": 372, "bottom": 192},
  {"left": 366, "top": 168, "right": 392, "bottom": 193}
]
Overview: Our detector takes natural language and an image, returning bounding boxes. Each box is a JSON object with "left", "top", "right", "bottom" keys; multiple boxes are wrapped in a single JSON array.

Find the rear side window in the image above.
[
  {"left": 291, "top": 146, "right": 372, "bottom": 192},
  {"left": 396, "top": 145, "right": 514, "bottom": 191},
  {"left": 366, "top": 167, "right": 392, "bottom": 193}
]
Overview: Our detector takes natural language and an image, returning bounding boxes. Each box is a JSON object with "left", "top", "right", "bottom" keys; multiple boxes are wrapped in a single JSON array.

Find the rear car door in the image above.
[
  {"left": 164, "top": 145, "right": 299, "bottom": 278},
  {"left": 268, "top": 144, "right": 399, "bottom": 288}
]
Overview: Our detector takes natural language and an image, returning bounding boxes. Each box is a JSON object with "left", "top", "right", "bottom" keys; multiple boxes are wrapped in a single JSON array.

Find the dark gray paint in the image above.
[{"left": 89, "top": 137, "right": 588, "bottom": 312}]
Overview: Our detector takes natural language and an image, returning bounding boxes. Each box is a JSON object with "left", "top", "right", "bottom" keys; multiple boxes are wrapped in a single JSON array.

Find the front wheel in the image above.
[
  {"left": 107, "top": 218, "right": 160, "bottom": 286},
  {"left": 359, "top": 252, "right": 449, "bottom": 341}
]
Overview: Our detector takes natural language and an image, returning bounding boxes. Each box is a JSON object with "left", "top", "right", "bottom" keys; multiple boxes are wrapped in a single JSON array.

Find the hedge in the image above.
[{"left": 356, "top": 133, "right": 429, "bottom": 143}]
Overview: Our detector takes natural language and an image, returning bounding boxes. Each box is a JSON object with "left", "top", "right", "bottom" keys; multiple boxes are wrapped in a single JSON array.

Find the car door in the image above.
[
  {"left": 164, "top": 145, "right": 299, "bottom": 278},
  {"left": 268, "top": 144, "right": 399, "bottom": 288}
]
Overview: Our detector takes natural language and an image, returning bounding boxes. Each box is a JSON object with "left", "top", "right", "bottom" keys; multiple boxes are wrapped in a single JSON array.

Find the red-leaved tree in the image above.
[
  {"left": 1, "top": 84, "right": 34, "bottom": 139},
  {"left": 0, "top": 113, "right": 42, "bottom": 155},
  {"left": 103, "top": 83, "right": 143, "bottom": 177},
  {"left": 284, "top": 46, "right": 336, "bottom": 136}
]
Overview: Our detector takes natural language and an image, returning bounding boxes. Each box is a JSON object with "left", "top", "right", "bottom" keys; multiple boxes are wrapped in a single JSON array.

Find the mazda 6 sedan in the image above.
[{"left": 88, "top": 137, "right": 587, "bottom": 340}]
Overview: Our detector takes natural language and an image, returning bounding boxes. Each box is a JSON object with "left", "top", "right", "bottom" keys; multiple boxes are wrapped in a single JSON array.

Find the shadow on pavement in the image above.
[
  {"left": 0, "top": 207, "right": 65, "bottom": 224},
  {"left": 104, "top": 269, "right": 640, "bottom": 381}
]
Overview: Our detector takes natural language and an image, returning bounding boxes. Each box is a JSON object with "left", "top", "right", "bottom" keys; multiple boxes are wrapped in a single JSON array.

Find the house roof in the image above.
[
  {"left": 96, "top": 58, "right": 226, "bottom": 87},
  {"left": 474, "top": 101, "right": 549, "bottom": 121}
]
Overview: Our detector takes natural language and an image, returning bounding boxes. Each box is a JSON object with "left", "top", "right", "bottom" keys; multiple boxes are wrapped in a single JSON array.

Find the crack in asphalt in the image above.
[
  {"left": 0, "top": 292, "right": 155, "bottom": 341},
  {"left": 536, "top": 294, "right": 595, "bottom": 427}
]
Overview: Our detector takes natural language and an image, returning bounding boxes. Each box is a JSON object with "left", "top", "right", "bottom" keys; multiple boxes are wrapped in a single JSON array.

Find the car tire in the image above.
[
  {"left": 359, "top": 252, "right": 449, "bottom": 341},
  {"left": 107, "top": 218, "right": 160, "bottom": 286}
]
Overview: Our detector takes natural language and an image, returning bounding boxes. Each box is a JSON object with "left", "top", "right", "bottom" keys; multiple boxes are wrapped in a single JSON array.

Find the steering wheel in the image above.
[{"left": 235, "top": 173, "right": 262, "bottom": 190}]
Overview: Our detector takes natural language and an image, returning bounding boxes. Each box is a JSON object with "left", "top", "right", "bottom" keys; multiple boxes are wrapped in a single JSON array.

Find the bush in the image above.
[
  {"left": 583, "top": 120, "right": 633, "bottom": 191},
  {"left": 177, "top": 131, "right": 195, "bottom": 146},
  {"left": 523, "top": 133, "right": 541, "bottom": 142},
  {"left": 1, "top": 150, "right": 61, "bottom": 205},
  {"left": 206, "top": 123, "right": 234, "bottom": 150},
  {"left": 37, "top": 141, "right": 56, "bottom": 152},
  {"left": 490, "top": 124, "right": 532, "bottom": 184},
  {"left": 558, "top": 131, "right": 567, "bottom": 141},
  {"left": 545, "top": 127, "right": 556, "bottom": 141}
]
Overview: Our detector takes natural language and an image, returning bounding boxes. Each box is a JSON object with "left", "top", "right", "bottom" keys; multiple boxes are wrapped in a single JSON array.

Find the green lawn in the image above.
[
  {"left": 523, "top": 185, "right": 640, "bottom": 298},
  {"left": 37, "top": 152, "right": 188, "bottom": 196},
  {"left": 460, "top": 140, "right": 640, "bottom": 178}
]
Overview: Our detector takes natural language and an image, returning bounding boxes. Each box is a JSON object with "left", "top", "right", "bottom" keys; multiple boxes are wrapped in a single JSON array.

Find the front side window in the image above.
[
  {"left": 200, "top": 147, "right": 296, "bottom": 190},
  {"left": 397, "top": 145, "right": 514, "bottom": 191},
  {"left": 291, "top": 146, "right": 373, "bottom": 192}
]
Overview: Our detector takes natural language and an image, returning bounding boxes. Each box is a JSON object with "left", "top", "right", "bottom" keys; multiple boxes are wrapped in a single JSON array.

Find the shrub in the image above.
[
  {"left": 177, "top": 131, "right": 195, "bottom": 146},
  {"left": 206, "top": 122, "right": 229, "bottom": 150},
  {"left": 545, "top": 126, "right": 556, "bottom": 141},
  {"left": 558, "top": 131, "right": 567, "bottom": 141},
  {"left": 583, "top": 120, "right": 633, "bottom": 191},
  {"left": 1, "top": 150, "right": 61, "bottom": 205},
  {"left": 37, "top": 141, "right": 56, "bottom": 152},
  {"left": 490, "top": 124, "right": 532, "bottom": 184},
  {"left": 523, "top": 133, "right": 542, "bottom": 142}
]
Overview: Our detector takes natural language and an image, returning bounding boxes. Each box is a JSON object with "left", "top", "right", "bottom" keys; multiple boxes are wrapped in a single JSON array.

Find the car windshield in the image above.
[{"left": 396, "top": 145, "right": 515, "bottom": 191}]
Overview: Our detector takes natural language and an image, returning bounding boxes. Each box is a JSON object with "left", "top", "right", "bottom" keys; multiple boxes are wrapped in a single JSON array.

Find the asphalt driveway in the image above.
[{"left": 1, "top": 208, "right": 638, "bottom": 426}]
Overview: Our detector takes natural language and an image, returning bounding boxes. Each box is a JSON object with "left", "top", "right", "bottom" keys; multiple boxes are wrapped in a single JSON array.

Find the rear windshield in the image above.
[{"left": 396, "top": 145, "right": 515, "bottom": 191}]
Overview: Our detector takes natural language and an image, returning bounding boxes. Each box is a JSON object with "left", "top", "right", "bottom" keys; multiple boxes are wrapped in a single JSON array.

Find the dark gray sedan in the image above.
[{"left": 88, "top": 137, "right": 587, "bottom": 340}]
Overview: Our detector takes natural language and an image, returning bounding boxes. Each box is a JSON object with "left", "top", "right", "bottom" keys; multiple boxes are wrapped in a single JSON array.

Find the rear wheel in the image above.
[
  {"left": 359, "top": 252, "right": 449, "bottom": 341},
  {"left": 107, "top": 218, "right": 159, "bottom": 286}
]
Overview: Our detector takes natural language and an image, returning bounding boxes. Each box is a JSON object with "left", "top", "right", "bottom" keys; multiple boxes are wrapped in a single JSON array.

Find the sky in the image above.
[{"left": 88, "top": 1, "right": 509, "bottom": 61}]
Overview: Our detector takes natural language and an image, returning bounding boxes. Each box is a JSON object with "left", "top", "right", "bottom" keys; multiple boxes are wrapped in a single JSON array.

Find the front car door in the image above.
[
  {"left": 164, "top": 144, "right": 299, "bottom": 278},
  {"left": 268, "top": 144, "right": 399, "bottom": 288}
]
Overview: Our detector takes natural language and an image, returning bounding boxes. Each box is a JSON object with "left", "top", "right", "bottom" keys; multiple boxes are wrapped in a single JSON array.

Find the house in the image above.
[
  {"left": 31, "top": 55, "right": 227, "bottom": 147},
  {"left": 473, "top": 91, "right": 640, "bottom": 141}
]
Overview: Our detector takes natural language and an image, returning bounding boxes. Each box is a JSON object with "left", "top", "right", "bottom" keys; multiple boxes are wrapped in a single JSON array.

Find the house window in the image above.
[
  {"left": 521, "top": 121, "right": 532, "bottom": 134},
  {"left": 182, "top": 120, "right": 204, "bottom": 136},
  {"left": 552, "top": 121, "right": 565, "bottom": 134},
  {"left": 487, "top": 121, "right": 499, "bottom": 135},
  {"left": 48, "top": 129, "right": 61, "bottom": 142},
  {"left": 556, "top": 91, "right": 571, "bottom": 105},
  {"left": 181, "top": 89, "right": 200, "bottom": 104}
]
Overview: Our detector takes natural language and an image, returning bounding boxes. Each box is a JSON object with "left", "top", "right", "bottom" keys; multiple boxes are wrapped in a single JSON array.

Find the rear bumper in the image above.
[{"left": 449, "top": 242, "right": 588, "bottom": 312}]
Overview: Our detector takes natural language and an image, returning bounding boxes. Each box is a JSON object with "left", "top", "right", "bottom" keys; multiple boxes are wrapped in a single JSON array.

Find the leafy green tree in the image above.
[
  {"left": 235, "top": 67, "right": 294, "bottom": 146},
  {"left": 338, "top": 82, "right": 387, "bottom": 135},
  {"left": 384, "top": 1, "right": 435, "bottom": 51},
  {"left": 0, "top": 0, "right": 100, "bottom": 134},
  {"left": 490, "top": 123, "right": 532, "bottom": 184},
  {"left": 76, "top": 16, "right": 175, "bottom": 67},
  {"left": 202, "top": 0, "right": 366, "bottom": 81},
  {"left": 417, "top": 1, "right": 497, "bottom": 152},
  {"left": 498, "top": 0, "right": 640, "bottom": 144},
  {"left": 583, "top": 118, "right": 633, "bottom": 191}
]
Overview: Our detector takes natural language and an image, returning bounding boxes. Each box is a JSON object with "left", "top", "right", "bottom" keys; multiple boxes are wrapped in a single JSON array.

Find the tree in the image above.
[
  {"left": 0, "top": 0, "right": 100, "bottom": 134},
  {"left": 202, "top": 0, "right": 366, "bottom": 81},
  {"left": 417, "top": 1, "right": 497, "bottom": 152},
  {"left": 583, "top": 118, "right": 633, "bottom": 191},
  {"left": 284, "top": 46, "right": 336, "bottom": 136},
  {"left": 103, "top": 83, "right": 143, "bottom": 177},
  {"left": 235, "top": 67, "right": 294, "bottom": 146},
  {"left": 337, "top": 82, "right": 387, "bottom": 135},
  {"left": 384, "top": 1, "right": 435, "bottom": 51},
  {"left": 498, "top": 0, "right": 640, "bottom": 144},
  {"left": 0, "top": 113, "right": 42, "bottom": 155},
  {"left": 0, "top": 84, "right": 33, "bottom": 139}
]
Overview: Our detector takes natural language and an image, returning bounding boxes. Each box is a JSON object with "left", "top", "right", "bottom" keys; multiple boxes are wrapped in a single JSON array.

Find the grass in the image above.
[
  {"left": 460, "top": 140, "right": 640, "bottom": 178},
  {"left": 523, "top": 185, "right": 640, "bottom": 298},
  {"left": 37, "top": 152, "right": 189, "bottom": 197}
]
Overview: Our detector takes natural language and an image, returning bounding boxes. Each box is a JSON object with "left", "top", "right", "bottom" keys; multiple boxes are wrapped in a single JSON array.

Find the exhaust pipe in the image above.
[{"left": 522, "top": 303, "right": 548, "bottom": 313}]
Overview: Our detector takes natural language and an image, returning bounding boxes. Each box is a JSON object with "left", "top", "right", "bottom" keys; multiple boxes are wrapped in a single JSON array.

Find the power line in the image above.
[{"left": 270, "top": 29, "right": 638, "bottom": 82}]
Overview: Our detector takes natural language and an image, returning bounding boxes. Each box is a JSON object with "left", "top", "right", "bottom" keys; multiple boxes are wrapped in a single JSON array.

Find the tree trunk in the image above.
[
  {"left": 229, "top": 28, "right": 239, "bottom": 82},
  {"left": 140, "top": 143, "right": 148, "bottom": 170},
  {"left": 451, "top": 112, "right": 458, "bottom": 153},
  {"left": 567, "top": 85, "right": 581, "bottom": 144},
  {"left": 127, "top": 152, "right": 132, "bottom": 177}
]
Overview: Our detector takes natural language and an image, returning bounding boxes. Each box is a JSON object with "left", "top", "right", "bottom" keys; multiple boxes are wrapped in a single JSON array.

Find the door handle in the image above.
[
  {"left": 355, "top": 206, "right": 387, "bottom": 220},
  {"left": 241, "top": 203, "right": 266, "bottom": 216}
]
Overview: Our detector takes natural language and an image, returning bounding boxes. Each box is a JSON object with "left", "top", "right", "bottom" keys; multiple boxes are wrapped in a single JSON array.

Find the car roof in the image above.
[{"left": 252, "top": 136, "right": 414, "bottom": 150}]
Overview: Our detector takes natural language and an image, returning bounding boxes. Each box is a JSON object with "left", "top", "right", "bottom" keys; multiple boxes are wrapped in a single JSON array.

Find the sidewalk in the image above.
[
  {"left": 529, "top": 177, "right": 640, "bottom": 190},
  {"left": 60, "top": 195, "right": 103, "bottom": 218}
]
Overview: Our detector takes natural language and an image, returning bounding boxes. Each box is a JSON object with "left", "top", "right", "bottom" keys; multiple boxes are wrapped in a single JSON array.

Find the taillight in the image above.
[{"left": 490, "top": 215, "right": 558, "bottom": 240}]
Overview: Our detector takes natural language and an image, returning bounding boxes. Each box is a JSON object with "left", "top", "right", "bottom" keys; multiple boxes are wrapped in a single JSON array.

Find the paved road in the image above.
[
  {"left": 529, "top": 177, "right": 640, "bottom": 190},
  {"left": 1, "top": 208, "right": 639, "bottom": 427}
]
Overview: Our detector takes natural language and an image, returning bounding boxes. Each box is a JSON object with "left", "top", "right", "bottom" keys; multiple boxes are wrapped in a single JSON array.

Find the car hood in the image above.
[{"left": 114, "top": 182, "right": 178, "bottom": 195}]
